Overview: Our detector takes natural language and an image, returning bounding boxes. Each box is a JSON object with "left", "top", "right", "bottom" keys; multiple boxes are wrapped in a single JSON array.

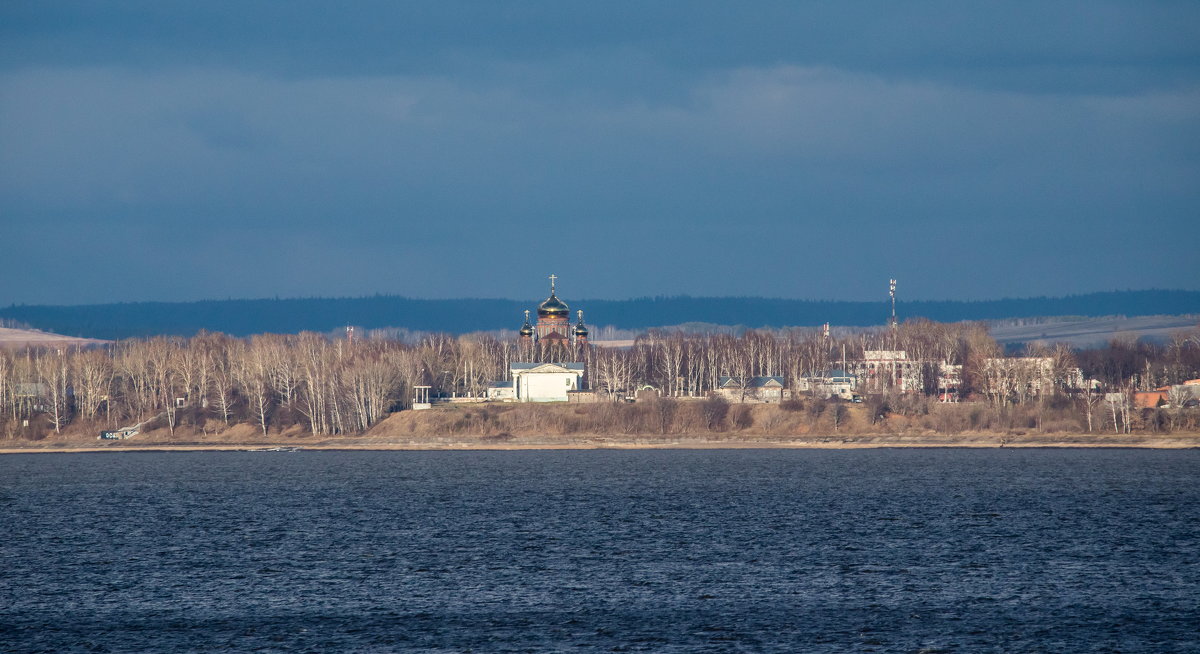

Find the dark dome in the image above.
[
  {"left": 574, "top": 322, "right": 589, "bottom": 336},
  {"left": 538, "top": 292, "right": 569, "bottom": 317},
  {"left": 519, "top": 322, "right": 534, "bottom": 336}
]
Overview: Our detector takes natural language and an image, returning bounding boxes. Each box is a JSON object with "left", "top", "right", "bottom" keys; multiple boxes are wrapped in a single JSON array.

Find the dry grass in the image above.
[{"left": 4, "top": 400, "right": 1198, "bottom": 452}]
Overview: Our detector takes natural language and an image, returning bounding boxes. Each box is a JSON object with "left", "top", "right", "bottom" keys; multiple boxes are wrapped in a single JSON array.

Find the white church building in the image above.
[{"left": 487, "top": 362, "right": 586, "bottom": 402}]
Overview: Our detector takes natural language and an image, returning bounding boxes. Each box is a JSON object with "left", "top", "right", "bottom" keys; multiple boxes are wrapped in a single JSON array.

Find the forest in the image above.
[
  {"left": 2, "top": 319, "right": 1199, "bottom": 441},
  {"left": 2, "top": 289, "right": 1198, "bottom": 339}
]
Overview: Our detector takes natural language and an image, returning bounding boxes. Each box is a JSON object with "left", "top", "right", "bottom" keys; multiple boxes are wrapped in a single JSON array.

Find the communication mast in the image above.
[
  {"left": 888, "top": 279, "right": 897, "bottom": 328},
  {"left": 822, "top": 322, "right": 831, "bottom": 375},
  {"left": 888, "top": 278, "right": 898, "bottom": 350}
]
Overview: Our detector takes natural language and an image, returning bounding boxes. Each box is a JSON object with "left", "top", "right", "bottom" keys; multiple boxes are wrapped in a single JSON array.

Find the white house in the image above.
[
  {"left": 487, "top": 362, "right": 586, "bottom": 402},
  {"left": 847, "top": 350, "right": 925, "bottom": 393},
  {"left": 797, "top": 369, "right": 856, "bottom": 400}
]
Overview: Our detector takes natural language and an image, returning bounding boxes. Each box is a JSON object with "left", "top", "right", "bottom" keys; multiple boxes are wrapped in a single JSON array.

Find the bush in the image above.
[
  {"left": 730, "top": 405, "right": 754, "bottom": 430},
  {"left": 701, "top": 395, "right": 729, "bottom": 431},
  {"left": 780, "top": 398, "right": 805, "bottom": 412},
  {"left": 647, "top": 397, "right": 678, "bottom": 435},
  {"left": 866, "top": 395, "right": 891, "bottom": 425},
  {"left": 829, "top": 404, "right": 849, "bottom": 431}
]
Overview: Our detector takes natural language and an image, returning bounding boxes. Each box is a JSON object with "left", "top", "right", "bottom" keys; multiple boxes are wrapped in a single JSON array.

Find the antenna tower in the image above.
[
  {"left": 888, "top": 279, "right": 898, "bottom": 350},
  {"left": 888, "top": 279, "right": 897, "bottom": 327}
]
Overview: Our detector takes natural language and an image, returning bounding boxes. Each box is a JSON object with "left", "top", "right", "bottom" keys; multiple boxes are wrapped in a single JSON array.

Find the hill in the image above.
[
  {"left": 1, "top": 290, "right": 1198, "bottom": 340},
  {"left": 988, "top": 314, "right": 1199, "bottom": 348},
  {"left": 0, "top": 326, "right": 110, "bottom": 349}
]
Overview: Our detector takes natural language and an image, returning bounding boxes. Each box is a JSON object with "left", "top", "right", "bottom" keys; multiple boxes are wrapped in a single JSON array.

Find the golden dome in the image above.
[{"left": 538, "top": 292, "right": 569, "bottom": 317}]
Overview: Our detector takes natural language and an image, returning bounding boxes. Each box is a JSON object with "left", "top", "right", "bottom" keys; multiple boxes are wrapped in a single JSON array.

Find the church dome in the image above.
[
  {"left": 538, "top": 292, "right": 569, "bottom": 318},
  {"left": 574, "top": 322, "right": 589, "bottom": 337}
]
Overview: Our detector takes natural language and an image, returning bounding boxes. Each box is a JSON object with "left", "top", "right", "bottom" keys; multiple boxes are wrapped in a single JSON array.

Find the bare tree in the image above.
[
  {"left": 71, "top": 348, "right": 113, "bottom": 422},
  {"left": 34, "top": 349, "right": 71, "bottom": 434},
  {"left": 240, "top": 336, "right": 275, "bottom": 437}
]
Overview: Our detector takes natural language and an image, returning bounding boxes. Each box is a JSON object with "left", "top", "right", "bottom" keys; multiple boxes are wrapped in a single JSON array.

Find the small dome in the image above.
[
  {"left": 574, "top": 322, "right": 589, "bottom": 337},
  {"left": 538, "top": 292, "right": 569, "bottom": 317},
  {"left": 519, "top": 323, "right": 534, "bottom": 336}
]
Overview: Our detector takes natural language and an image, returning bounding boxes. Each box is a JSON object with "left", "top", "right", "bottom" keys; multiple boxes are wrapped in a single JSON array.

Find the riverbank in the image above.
[
  {"left": 3, "top": 431, "right": 1198, "bottom": 454},
  {"left": 7, "top": 402, "right": 1199, "bottom": 453}
]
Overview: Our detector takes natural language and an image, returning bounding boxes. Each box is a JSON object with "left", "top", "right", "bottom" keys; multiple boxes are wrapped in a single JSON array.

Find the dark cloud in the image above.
[{"left": 1, "top": 2, "right": 1197, "bottom": 305}]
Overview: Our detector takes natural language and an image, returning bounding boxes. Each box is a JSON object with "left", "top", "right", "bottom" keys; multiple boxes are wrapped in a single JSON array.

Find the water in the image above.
[{"left": 2, "top": 449, "right": 1198, "bottom": 653}]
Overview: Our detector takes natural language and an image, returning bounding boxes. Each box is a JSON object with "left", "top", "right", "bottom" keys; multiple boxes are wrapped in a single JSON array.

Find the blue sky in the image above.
[{"left": 1, "top": 1, "right": 1197, "bottom": 304}]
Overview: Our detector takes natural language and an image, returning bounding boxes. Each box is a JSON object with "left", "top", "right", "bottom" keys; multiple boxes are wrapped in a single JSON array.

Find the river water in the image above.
[{"left": 2, "top": 449, "right": 1197, "bottom": 653}]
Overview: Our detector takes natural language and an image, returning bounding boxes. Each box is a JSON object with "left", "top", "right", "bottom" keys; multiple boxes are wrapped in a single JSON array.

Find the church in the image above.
[
  {"left": 487, "top": 275, "right": 589, "bottom": 402},
  {"left": 518, "top": 274, "right": 588, "bottom": 347}
]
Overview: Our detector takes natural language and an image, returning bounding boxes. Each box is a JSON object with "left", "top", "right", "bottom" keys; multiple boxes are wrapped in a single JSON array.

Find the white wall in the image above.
[{"left": 518, "top": 372, "right": 579, "bottom": 402}]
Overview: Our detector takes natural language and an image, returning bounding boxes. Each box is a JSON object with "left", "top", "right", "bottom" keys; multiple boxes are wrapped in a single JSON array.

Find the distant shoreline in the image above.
[{"left": 3, "top": 434, "right": 1197, "bottom": 454}]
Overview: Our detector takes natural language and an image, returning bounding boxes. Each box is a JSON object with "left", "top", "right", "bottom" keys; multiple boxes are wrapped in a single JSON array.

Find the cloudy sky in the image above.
[{"left": 2, "top": 1, "right": 1197, "bottom": 305}]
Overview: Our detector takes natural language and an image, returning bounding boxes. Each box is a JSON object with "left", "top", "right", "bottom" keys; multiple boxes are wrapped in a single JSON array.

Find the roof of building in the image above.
[
  {"left": 1134, "top": 391, "right": 1169, "bottom": 408},
  {"left": 511, "top": 362, "right": 585, "bottom": 372},
  {"left": 802, "top": 369, "right": 852, "bottom": 379},
  {"left": 13, "top": 382, "right": 48, "bottom": 396},
  {"left": 718, "top": 376, "right": 785, "bottom": 388}
]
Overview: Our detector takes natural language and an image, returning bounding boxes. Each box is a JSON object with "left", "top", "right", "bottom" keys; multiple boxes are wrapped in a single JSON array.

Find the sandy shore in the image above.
[{"left": 3, "top": 434, "right": 1198, "bottom": 454}]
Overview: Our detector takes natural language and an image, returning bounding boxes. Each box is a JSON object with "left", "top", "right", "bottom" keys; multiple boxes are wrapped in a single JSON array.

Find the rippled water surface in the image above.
[{"left": 2, "top": 449, "right": 1198, "bottom": 653}]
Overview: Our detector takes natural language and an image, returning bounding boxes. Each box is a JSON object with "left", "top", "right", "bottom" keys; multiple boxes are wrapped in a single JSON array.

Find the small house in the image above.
[{"left": 715, "top": 376, "right": 789, "bottom": 403}]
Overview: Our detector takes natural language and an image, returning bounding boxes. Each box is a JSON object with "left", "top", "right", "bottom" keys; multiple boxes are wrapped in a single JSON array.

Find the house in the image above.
[
  {"left": 487, "top": 362, "right": 586, "bottom": 402},
  {"left": 12, "top": 382, "right": 50, "bottom": 413},
  {"left": 715, "top": 376, "right": 789, "bottom": 403},
  {"left": 937, "top": 364, "right": 963, "bottom": 401},
  {"left": 1159, "top": 382, "right": 1200, "bottom": 408},
  {"left": 1134, "top": 390, "right": 1169, "bottom": 409},
  {"left": 485, "top": 381, "right": 516, "bottom": 402},
  {"left": 847, "top": 351, "right": 924, "bottom": 393},
  {"left": 797, "top": 369, "right": 856, "bottom": 400}
]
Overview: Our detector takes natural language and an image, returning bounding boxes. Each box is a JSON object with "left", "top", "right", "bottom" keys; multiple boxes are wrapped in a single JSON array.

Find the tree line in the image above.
[
  {"left": 3, "top": 289, "right": 1197, "bottom": 339},
  {"left": 2, "top": 319, "right": 1198, "bottom": 440}
]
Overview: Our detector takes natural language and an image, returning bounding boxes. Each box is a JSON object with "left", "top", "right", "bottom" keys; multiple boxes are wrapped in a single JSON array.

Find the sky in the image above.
[{"left": 1, "top": 1, "right": 1198, "bottom": 305}]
